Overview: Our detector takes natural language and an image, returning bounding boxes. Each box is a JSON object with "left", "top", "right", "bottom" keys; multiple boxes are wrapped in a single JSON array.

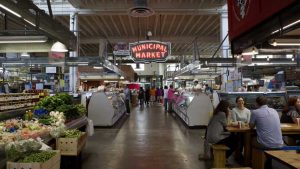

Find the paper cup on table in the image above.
[{"left": 238, "top": 121, "right": 242, "bottom": 129}]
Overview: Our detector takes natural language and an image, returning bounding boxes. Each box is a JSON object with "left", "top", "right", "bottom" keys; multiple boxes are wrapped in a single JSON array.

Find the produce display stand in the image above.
[
  {"left": 65, "top": 116, "right": 88, "bottom": 130},
  {"left": 57, "top": 132, "right": 87, "bottom": 169},
  {"left": 0, "top": 116, "right": 88, "bottom": 169},
  {"left": 56, "top": 132, "right": 87, "bottom": 156},
  {"left": 6, "top": 150, "right": 61, "bottom": 169}
]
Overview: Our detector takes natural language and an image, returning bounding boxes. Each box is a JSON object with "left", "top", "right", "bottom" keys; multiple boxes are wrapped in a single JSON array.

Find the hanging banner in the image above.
[
  {"left": 129, "top": 41, "right": 171, "bottom": 62},
  {"left": 228, "top": 0, "right": 295, "bottom": 41}
]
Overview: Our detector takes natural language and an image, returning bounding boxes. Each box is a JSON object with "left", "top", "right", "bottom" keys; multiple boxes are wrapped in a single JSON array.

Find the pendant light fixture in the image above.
[{"left": 51, "top": 41, "right": 68, "bottom": 52}]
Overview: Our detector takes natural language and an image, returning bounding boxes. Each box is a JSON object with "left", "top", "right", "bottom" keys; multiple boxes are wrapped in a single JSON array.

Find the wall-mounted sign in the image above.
[
  {"left": 113, "top": 42, "right": 130, "bottom": 56},
  {"left": 129, "top": 41, "right": 171, "bottom": 62}
]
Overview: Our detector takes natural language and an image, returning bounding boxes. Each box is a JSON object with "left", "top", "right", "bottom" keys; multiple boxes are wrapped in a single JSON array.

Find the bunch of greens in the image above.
[
  {"left": 50, "top": 126, "right": 66, "bottom": 138},
  {"left": 18, "top": 151, "right": 56, "bottom": 163},
  {"left": 56, "top": 93, "right": 73, "bottom": 105},
  {"left": 56, "top": 104, "right": 86, "bottom": 121},
  {"left": 5, "top": 139, "right": 42, "bottom": 161},
  {"left": 34, "top": 93, "right": 73, "bottom": 112},
  {"left": 63, "top": 129, "right": 82, "bottom": 138},
  {"left": 34, "top": 96, "right": 63, "bottom": 112},
  {"left": 34, "top": 93, "right": 86, "bottom": 121}
]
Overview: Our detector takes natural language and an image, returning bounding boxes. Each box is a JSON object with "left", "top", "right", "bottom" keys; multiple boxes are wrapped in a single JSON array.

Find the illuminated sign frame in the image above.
[{"left": 129, "top": 41, "right": 171, "bottom": 62}]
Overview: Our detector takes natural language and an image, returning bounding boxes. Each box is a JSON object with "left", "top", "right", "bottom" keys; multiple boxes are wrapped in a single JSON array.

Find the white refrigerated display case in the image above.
[
  {"left": 88, "top": 92, "right": 126, "bottom": 126},
  {"left": 172, "top": 92, "right": 213, "bottom": 127}
]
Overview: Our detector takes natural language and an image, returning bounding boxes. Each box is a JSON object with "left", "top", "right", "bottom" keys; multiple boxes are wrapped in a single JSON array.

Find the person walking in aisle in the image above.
[
  {"left": 250, "top": 96, "right": 283, "bottom": 169},
  {"left": 156, "top": 87, "right": 162, "bottom": 103},
  {"left": 150, "top": 86, "right": 156, "bottom": 105},
  {"left": 145, "top": 87, "right": 150, "bottom": 106},
  {"left": 138, "top": 87, "right": 145, "bottom": 108},
  {"left": 167, "top": 85, "right": 175, "bottom": 113},
  {"left": 163, "top": 86, "right": 168, "bottom": 112},
  {"left": 124, "top": 85, "right": 131, "bottom": 115}
]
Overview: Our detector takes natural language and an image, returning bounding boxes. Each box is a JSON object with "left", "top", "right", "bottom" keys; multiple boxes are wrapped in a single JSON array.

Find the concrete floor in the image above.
[{"left": 82, "top": 103, "right": 208, "bottom": 169}]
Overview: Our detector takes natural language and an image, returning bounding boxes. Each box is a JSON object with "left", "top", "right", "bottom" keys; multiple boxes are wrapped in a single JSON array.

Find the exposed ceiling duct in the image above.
[{"left": 128, "top": 0, "right": 154, "bottom": 17}]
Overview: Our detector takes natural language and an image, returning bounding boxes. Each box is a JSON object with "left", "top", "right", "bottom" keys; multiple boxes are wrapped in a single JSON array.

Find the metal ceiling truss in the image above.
[{"left": 0, "top": 0, "right": 76, "bottom": 50}]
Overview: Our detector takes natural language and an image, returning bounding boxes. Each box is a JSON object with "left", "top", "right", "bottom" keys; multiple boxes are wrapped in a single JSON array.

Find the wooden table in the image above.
[
  {"left": 265, "top": 150, "right": 300, "bottom": 169},
  {"left": 226, "top": 126, "right": 252, "bottom": 166},
  {"left": 226, "top": 123, "right": 300, "bottom": 166}
]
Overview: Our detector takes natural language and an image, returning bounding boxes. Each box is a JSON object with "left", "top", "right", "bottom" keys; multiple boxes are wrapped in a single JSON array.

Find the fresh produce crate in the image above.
[
  {"left": 7, "top": 150, "right": 60, "bottom": 169},
  {"left": 56, "top": 132, "right": 87, "bottom": 156}
]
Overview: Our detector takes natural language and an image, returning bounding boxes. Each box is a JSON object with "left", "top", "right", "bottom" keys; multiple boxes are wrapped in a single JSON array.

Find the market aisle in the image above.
[{"left": 82, "top": 103, "right": 207, "bottom": 169}]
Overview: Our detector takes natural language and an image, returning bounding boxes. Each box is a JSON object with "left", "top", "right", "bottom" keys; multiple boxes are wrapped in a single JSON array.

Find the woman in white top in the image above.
[{"left": 231, "top": 96, "right": 251, "bottom": 124}]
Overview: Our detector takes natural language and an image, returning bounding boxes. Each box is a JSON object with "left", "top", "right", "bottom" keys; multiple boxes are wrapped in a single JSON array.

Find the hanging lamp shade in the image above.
[{"left": 51, "top": 41, "right": 68, "bottom": 52}]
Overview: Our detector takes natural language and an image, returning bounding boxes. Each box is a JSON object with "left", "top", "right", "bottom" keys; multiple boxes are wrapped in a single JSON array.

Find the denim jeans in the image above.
[{"left": 164, "top": 98, "right": 168, "bottom": 111}]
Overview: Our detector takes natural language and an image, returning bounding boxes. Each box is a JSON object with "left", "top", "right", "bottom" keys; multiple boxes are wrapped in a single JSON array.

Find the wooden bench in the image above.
[
  {"left": 211, "top": 144, "right": 229, "bottom": 168},
  {"left": 199, "top": 136, "right": 229, "bottom": 168},
  {"left": 251, "top": 147, "right": 265, "bottom": 169}
]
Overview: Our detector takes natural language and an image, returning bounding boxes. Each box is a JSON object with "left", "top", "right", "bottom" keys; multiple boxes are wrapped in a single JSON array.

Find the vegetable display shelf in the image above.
[
  {"left": 0, "top": 116, "right": 88, "bottom": 169},
  {"left": 0, "top": 107, "right": 32, "bottom": 121},
  {"left": 0, "top": 93, "right": 39, "bottom": 112}
]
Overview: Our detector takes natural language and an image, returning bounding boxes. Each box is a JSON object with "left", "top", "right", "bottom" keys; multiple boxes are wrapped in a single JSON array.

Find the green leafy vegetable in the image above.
[{"left": 18, "top": 151, "right": 56, "bottom": 163}]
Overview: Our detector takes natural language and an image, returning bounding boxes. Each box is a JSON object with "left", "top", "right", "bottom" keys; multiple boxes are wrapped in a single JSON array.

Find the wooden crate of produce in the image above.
[
  {"left": 7, "top": 150, "right": 60, "bottom": 169},
  {"left": 56, "top": 132, "right": 87, "bottom": 156}
]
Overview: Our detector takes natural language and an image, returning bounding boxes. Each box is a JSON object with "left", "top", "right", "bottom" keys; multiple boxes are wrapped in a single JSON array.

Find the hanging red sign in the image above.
[{"left": 129, "top": 41, "right": 171, "bottom": 62}]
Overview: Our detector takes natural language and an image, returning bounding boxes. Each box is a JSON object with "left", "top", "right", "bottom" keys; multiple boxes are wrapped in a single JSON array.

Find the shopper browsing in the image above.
[
  {"left": 206, "top": 100, "right": 237, "bottom": 158},
  {"left": 138, "top": 87, "right": 145, "bottom": 107},
  {"left": 124, "top": 85, "right": 131, "bottom": 115},
  {"left": 167, "top": 85, "right": 175, "bottom": 113},
  {"left": 149, "top": 86, "right": 156, "bottom": 104},
  {"left": 163, "top": 86, "right": 168, "bottom": 112},
  {"left": 250, "top": 96, "right": 283, "bottom": 169}
]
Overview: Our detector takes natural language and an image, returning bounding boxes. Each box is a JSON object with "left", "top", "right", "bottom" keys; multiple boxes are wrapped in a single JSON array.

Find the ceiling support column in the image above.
[
  {"left": 69, "top": 12, "right": 78, "bottom": 93},
  {"left": 220, "top": 4, "right": 231, "bottom": 91}
]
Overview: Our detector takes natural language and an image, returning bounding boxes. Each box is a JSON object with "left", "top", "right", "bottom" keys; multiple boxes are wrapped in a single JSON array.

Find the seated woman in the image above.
[
  {"left": 281, "top": 96, "right": 300, "bottom": 124},
  {"left": 281, "top": 96, "right": 300, "bottom": 145},
  {"left": 206, "top": 100, "right": 237, "bottom": 158},
  {"left": 228, "top": 96, "right": 251, "bottom": 160},
  {"left": 230, "top": 96, "right": 251, "bottom": 126}
]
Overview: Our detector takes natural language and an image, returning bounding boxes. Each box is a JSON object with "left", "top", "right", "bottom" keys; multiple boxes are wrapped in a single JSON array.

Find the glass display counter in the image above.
[
  {"left": 216, "top": 92, "right": 287, "bottom": 111},
  {"left": 88, "top": 92, "right": 126, "bottom": 126},
  {"left": 172, "top": 92, "right": 213, "bottom": 127},
  {"left": 286, "top": 90, "right": 300, "bottom": 99}
]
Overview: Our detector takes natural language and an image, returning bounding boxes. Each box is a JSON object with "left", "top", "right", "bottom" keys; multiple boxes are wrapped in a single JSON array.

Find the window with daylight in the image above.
[{"left": 126, "top": 63, "right": 145, "bottom": 71}]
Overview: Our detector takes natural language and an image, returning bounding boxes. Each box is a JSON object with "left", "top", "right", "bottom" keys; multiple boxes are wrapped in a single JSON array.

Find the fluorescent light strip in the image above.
[
  {"left": 273, "top": 43, "right": 300, "bottom": 46},
  {"left": 0, "top": 36, "right": 47, "bottom": 43},
  {"left": 0, "top": 40, "right": 46, "bottom": 43},
  {"left": 0, "top": 4, "right": 21, "bottom": 17},
  {"left": 24, "top": 19, "right": 36, "bottom": 27},
  {"left": 272, "top": 19, "right": 300, "bottom": 34}
]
